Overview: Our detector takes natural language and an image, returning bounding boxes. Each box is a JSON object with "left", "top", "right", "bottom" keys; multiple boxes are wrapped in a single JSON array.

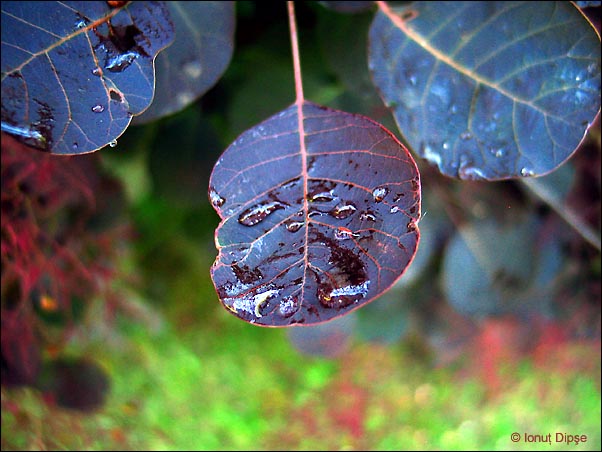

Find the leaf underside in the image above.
[
  {"left": 1, "top": 1, "right": 174, "bottom": 154},
  {"left": 369, "top": 1, "right": 601, "bottom": 180},
  {"left": 209, "top": 101, "right": 421, "bottom": 327}
]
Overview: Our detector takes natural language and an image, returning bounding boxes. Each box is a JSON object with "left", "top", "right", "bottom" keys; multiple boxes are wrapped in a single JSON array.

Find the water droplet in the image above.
[
  {"left": 359, "top": 211, "right": 376, "bottom": 222},
  {"left": 109, "top": 139, "right": 117, "bottom": 148},
  {"left": 238, "top": 201, "right": 285, "bottom": 226},
  {"left": 318, "top": 281, "right": 370, "bottom": 309},
  {"left": 72, "top": 142, "right": 78, "bottom": 151},
  {"left": 285, "top": 221, "right": 303, "bottom": 233},
  {"left": 458, "top": 155, "right": 486, "bottom": 180},
  {"left": 91, "top": 67, "right": 102, "bottom": 77},
  {"left": 105, "top": 51, "right": 139, "bottom": 73},
  {"left": 182, "top": 60, "right": 203, "bottom": 79},
  {"left": 309, "top": 191, "right": 334, "bottom": 203},
  {"left": 494, "top": 149, "right": 504, "bottom": 158},
  {"left": 442, "top": 141, "right": 450, "bottom": 150},
  {"left": 330, "top": 203, "right": 356, "bottom": 220},
  {"left": 587, "top": 62, "right": 598, "bottom": 75},
  {"left": 520, "top": 167, "right": 535, "bottom": 177},
  {"left": 75, "top": 17, "right": 88, "bottom": 29},
  {"left": 209, "top": 188, "right": 225, "bottom": 208},
  {"left": 450, "top": 104, "right": 458, "bottom": 114},
  {"left": 460, "top": 131, "right": 472, "bottom": 140},
  {"left": 372, "top": 186, "right": 389, "bottom": 202},
  {"left": 422, "top": 142, "right": 442, "bottom": 168},
  {"left": 91, "top": 104, "right": 104, "bottom": 113},
  {"left": 279, "top": 295, "right": 301, "bottom": 318},
  {"left": 334, "top": 227, "right": 357, "bottom": 241},
  {"left": 390, "top": 206, "right": 400, "bottom": 214},
  {"left": 409, "top": 74, "right": 417, "bottom": 86},
  {"left": 1, "top": 122, "right": 46, "bottom": 145}
]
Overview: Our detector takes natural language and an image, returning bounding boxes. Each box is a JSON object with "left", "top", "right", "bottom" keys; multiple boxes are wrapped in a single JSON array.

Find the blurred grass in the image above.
[{"left": 2, "top": 277, "right": 600, "bottom": 450}]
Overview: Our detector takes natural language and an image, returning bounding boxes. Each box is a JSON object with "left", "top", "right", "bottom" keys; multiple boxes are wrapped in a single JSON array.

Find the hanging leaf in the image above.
[
  {"left": 369, "top": 1, "right": 601, "bottom": 180},
  {"left": 209, "top": 101, "right": 421, "bottom": 326},
  {"left": 1, "top": 1, "right": 174, "bottom": 154},
  {"left": 134, "top": 1, "right": 235, "bottom": 123}
]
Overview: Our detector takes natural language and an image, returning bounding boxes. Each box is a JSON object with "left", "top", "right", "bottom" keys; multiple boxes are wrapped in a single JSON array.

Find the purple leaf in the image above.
[{"left": 209, "top": 101, "right": 421, "bottom": 326}]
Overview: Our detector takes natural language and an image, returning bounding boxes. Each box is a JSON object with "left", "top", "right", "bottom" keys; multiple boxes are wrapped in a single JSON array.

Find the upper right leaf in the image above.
[{"left": 369, "top": 1, "right": 601, "bottom": 180}]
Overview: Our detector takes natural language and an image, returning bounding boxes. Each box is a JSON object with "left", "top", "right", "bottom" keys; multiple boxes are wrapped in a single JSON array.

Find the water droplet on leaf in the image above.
[
  {"left": 458, "top": 155, "right": 486, "bottom": 180},
  {"left": 238, "top": 201, "right": 285, "bottom": 226},
  {"left": 460, "top": 131, "right": 472, "bottom": 140},
  {"left": 209, "top": 188, "right": 225, "bottom": 208},
  {"left": 334, "top": 227, "right": 357, "bottom": 241},
  {"left": 279, "top": 296, "right": 301, "bottom": 318},
  {"left": 359, "top": 211, "right": 377, "bottom": 222},
  {"left": 318, "top": 280, "right": 370, "bottom": 309},
  {"left": 390, "top": 206, "right": 400, "bottom": 214},
  {"left": 182, "top": 60, "right": 203, "bottom": 79},
  {"left": 105, "top": 51, "right": 139, "bottom": 73},
  {"left": 109, "top": 139, "right": 117, "bottom": 148},
  {"left": 372, "top": 186, "right": 389, "bottom": 202},
  {"left": 91, "top": 105, "right": 104, "bottom": 113},
  {"left": 309, "top": 191, "right": 334, "bottom": 203},
  {"left": 285, "top": 221, "right": 303, "bottom": 233},
  {"left": 330, "top": 203, "right": 357, "bottom": 220},
  {"left": 520, "top": 167, "right": 535, "bottom": 177}
]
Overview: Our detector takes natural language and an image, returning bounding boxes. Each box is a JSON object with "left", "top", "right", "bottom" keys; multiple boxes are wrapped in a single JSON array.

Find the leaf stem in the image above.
[{"left": 288, "top": 1, "right": 304, "bottom": 103}]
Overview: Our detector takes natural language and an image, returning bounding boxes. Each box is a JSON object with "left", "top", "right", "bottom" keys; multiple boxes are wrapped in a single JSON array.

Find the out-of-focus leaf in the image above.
[
  {"left": 287, "top": 313, "right": 357, "bottom": 357},
  {"left": 37, "top": 357, "right": 110, "bottom": 412},
  {"left": 319, "top": 1, "right": 375, "bottom": 14},
  {"left": 369, "top": 1, "right": 601, "bottom": 180},
  {"left": 134, "top": 1, "right": 235, "bottom": 123},
  {"left": 442, "top": 216, "right": 558, "bottom": 318},
  {"left": 210, "top": 101, "right": 421, "bottom": 326},
  {"left": 355, "top": 291, "right": 410, "bottom": 344},
  {"left": 1, "top": 1, "right": 174, "bottom": 154}
]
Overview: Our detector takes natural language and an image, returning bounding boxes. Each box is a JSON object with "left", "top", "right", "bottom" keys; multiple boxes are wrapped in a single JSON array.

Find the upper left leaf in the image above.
[{"left": 1, "top": 1, "right": 174, "bottom": 154}]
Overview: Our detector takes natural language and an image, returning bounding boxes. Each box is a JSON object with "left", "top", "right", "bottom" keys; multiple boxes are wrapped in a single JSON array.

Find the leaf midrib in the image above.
[{"left": 376, "top": 1, "right": 582, "bottom": 125}]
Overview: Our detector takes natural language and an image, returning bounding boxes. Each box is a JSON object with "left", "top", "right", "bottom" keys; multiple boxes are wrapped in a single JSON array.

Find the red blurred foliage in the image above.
[{"left": 1, "top": 134, "right": 128, "bottom": 386}]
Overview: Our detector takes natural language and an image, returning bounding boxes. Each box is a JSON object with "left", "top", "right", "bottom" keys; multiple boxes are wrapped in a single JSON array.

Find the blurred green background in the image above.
[{"left": 1, "top": 2, "right": 600, "bottom": 450}]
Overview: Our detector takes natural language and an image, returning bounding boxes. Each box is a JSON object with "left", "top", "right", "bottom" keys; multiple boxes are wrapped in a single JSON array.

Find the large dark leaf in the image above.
[
  {"left": 134, "top": 1, "right": 235, "bottom": 123},
  {"left": 1, "top": 1, "right": 174, "bottom": 154},
  {"left": 209, "top": 101, "right": 421, "bottom": 326},
  {"left": 369, "top": 1, "right": 601, "bottom": 180}
]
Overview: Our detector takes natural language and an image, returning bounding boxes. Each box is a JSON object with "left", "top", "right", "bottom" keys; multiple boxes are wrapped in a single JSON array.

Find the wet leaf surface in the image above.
[
  {"left": 369, "top": 1, "right": 601, "bottom": 180},
  {"left": 134, "top": 1, "right": 235, "bottom": 123},
  {"left": 1, "top": 1, "right": 174, "bottom": 154},
  {"left": 210, "top": 101, "right": 421, "bottom": 326}
]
